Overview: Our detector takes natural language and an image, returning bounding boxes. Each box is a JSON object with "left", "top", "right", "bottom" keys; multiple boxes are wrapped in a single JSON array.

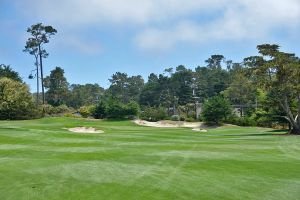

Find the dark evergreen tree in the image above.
[{"left": 44, "top": 67, "right": 69, "bottom": 106}]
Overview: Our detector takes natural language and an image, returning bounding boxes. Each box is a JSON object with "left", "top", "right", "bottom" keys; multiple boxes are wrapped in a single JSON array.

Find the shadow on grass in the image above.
[
  {"left": 268, "top": 129, "right": 289, "bottom": 133},
  {"left": 224, "top": 129, "right": 297, "bottom": 137}
]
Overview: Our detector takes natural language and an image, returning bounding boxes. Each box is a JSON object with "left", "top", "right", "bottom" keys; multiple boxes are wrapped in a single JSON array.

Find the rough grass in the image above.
[{"left": 0, "top": 117, "right": 299, "bottom": 200}]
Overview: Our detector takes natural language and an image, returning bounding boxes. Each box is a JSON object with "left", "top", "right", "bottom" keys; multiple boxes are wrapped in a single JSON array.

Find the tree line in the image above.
[{"left": 0, "top": 23, "right": 300, "bottom": 134}]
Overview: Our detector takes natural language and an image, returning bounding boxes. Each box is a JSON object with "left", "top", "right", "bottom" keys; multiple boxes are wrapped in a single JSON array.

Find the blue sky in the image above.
[{"left": 1, "top": 0, "right": 300, "bottom": 90}]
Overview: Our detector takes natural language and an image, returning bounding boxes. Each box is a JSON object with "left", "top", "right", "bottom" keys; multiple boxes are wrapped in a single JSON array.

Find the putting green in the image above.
[{"left": 0, "top": 117, "right": 299, "bottom": 200}]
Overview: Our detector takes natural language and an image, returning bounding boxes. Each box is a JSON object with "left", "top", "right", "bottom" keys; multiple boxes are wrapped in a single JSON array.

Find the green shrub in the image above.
[
  {"left": 180, "top": 116, "right": 186, "bottom": 121},
  {"left": 125, "top": 101, "right": 140, "bottom": 116},
  {"left": 91, "top": 101, "right": 106, "bottom": 119},
  {"left": 256, "top": 116, "right": 272, "bottom": 127},
  {"left": 250, "top": 109, "right": 273, "bottom": 127},
  {"left": 185, "top": 117, "right": 195, "bottom": 122},
  {"left": 140, "top": 107, "right": 167, "bottom": 122},
  {"left": 91, "top": 100, "right": 140, "bottom": 119},
  {"left": 79, "top": 105, "right": 94, "bottom": 118},
  {"left": 171, "top": 115, "right": 180, "bottom": 121},
  {"left": 52, "top": 104, "right": 73, "bottom": 114},
  {"left": 41, "top": 104, "right": 55, "bottom": 115},
  {"left": 202, "top": 96, "right": 232, "bottom": 124},
  {"left": 225, "top": 116, "right": 257, "bottom": 127},
  {"left": 238, "top": 117, "right": 257, "bottom": 126},
  {"left": 40, "top": 104, "right": 73, "bottom": 116},
  {"left": 188, "top": 111, "right": 196, "bottom": 119},
  {"left": 0, "top": 78, "right": 36, "bottom": 120},
  {"left": 105, "top": 100, "right": 126, "bottom": 118},
  {"left": 64, "top": 113, "right": 82, "bottom": 118}
]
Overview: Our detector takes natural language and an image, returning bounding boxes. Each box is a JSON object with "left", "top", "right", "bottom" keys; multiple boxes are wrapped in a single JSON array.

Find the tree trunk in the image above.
[
  {"left": 279, "top": 95, "right": 300, "bottom": 134},
  {"left": 297, "top": 93, "right": 300, "bottom": 126},
  {"left": 38, "top": 44, "right": 45, "bottom": 104},
  {"left": 290, "top": 126, "right": 300, "bottom": 134},
  {"left": 292, "top": 93, "right": 300, "bottom": 135},
  {"left": 35, "top": 55, "right": 39, "bottom": 106}
]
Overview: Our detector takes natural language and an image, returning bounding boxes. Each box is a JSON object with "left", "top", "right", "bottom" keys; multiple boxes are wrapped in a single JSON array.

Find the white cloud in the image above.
[
  {"left": 13, "top": 0, "right": 300, "bottom": 52},
  {"left": 135, "top": 21, "right": 205, "bottom": 51},
  {"left": 14, "top": 0, "right": 228, "bottom": 26},
  {"left": 136, "top": 0, "right": 300, "bottom": 51}
]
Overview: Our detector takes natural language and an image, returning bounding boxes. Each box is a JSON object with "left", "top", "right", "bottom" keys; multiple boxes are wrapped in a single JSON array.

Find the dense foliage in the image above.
[
  {"left": 0, "top": 64, "right": 22, "bottom": 82},
  {"left": 41, "top": 104, "right": 73, "bottom": 116},
  {"left": 44, "top": 67, "right": 69, "bottom": 106},
  {"left": 0, "top": 78, "right": 36, "bottom": 119},
  {"left": 245, "top": 44, "right": 300, "bottom": 133},
  {"left": 78, "top": 100, "right": 140, "bottom": 119},
  {"left": 2, "top": 38, "right": 300, "bottom": 133},
  {"left": 104, "top": 99, "right": 139, "bottom": 119},
  {"left": 107, "top": 72, "right": 144, "bottom": 103},
  {"left": 67, "top": 84, "right": 104, "bottom": 109},
  {"left": 91, "top": 101, "right": 106, "bottom": 119},
  {"left": 140, "top": 107, "right": 167, "bottom": 122},
  {"left": 202, "top": 96, "right": 232, "bottom": 124}
]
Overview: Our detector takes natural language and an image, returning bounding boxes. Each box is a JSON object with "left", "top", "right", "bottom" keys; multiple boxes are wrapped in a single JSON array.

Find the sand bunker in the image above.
[
  {"left": 134, "top": 119, "right": 206, "bottom": 131},
  {"left": 134, "top": 120, "right": 236, "bottom": 132},
  {"left": 68, "top": 127, "right": 104, "bottom": 134}
]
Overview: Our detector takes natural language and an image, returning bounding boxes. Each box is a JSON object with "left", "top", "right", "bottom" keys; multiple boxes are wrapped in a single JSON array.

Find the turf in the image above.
[{"left": 0, "top": 117, "right": 299, "bottom": 200}]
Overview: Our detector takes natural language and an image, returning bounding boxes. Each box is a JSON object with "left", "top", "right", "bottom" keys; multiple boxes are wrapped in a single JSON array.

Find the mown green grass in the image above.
[{"left": 0, "top": 117, "right": 299, "bottom": 200}]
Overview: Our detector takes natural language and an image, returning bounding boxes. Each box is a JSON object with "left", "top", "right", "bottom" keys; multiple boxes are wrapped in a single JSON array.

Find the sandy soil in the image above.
[
  {"left": 134, "top": 120, "right": 209, "bottom": 132},
  {"left": 134, "top": 119, "right": 201, "bottom": 128},
  {"left": 68, "top": 127, "right": 104, "bottom": 134}
]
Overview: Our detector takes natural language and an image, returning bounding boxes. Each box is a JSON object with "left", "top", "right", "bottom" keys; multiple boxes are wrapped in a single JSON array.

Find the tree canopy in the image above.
[
  {"left": 44, "top": 67, "right": 69, "bottom": 106},
  {"left": 25, "top": 23, "right": 57, "bottom": 104},
  {"left": 3, "top": 36, "right": 300, "bottom": 135},
  {"left": 0, "top": 78, "right": 35, "bottom": 119},
  {"left": 0, "top": 64, "right": 22, "bottom": 82},
  {"left": 245, "top": 44, "right": 300, "bottom": 134},
  {"left": 202, "top": 96, "right": 232, "bottom": 124}
]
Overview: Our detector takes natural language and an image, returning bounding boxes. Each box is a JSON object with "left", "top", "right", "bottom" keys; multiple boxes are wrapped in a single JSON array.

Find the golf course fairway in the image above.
[{"left": 0, "top": 117, "right": 299, "bottom": 200}]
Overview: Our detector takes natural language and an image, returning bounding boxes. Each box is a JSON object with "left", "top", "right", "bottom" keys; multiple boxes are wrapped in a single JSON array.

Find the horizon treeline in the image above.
[
  {"left": 31, "top": 54, "right": 255, "bottom": 109},
  {"left": 1, "top": 44, "right": 300, "bottom": 133}
]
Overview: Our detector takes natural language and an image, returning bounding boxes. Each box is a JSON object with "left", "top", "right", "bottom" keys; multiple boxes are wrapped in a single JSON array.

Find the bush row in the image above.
[{"left": 79, "top": 100, "right": 139, "bottom": 119}]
